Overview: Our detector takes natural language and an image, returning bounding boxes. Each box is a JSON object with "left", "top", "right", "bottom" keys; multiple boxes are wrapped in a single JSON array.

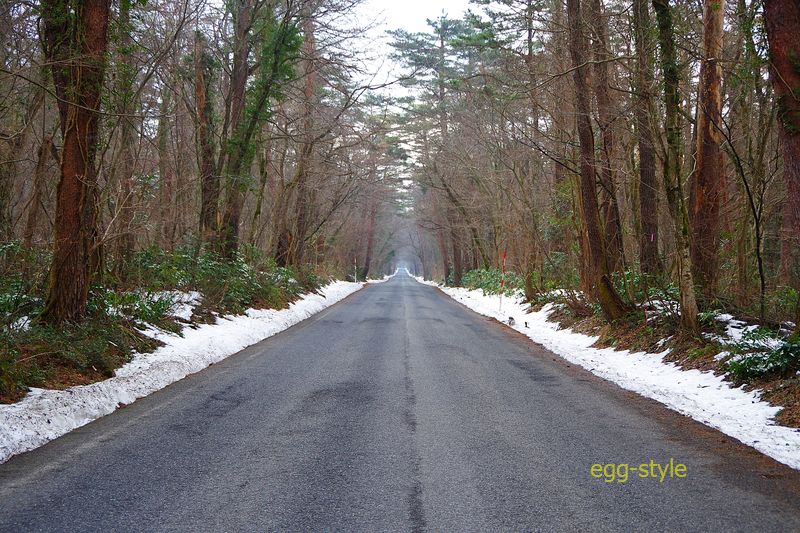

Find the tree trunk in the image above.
[
  {"left": 633, "top": 0, "right": 662, "bottom": 276},
  {"left": 689, "top": 0, "right": 726, "bottom": 299},
  {"left": 652, "top": 0, "right": 700, "bottom": 334},
  {"left": 23, "top": 135, "right": 55, "bottom": 249},
  {"left": 764, "top": 0, "right": 800, "bottom": 333},
  {"left": 111, "top": 0, "right": 137, "bottom": 281},
  {"left": 437, "top": 225, "right": 450, "bottom": 283},
  {"left": 218, "top": 0, "right": 254, "bottom": 258},
  {"left": 589, "top": 0, "right": 625, "bottom": 273},
  {"left": 566, "top": 0, "right": 630, "bottom": 321},
  {"left": 0, "top": 87, "right": 43, "bottom": 241},
  {"left": 288, "top": 13, "right": 317, "bottom": 266},
  {"left": 195, "top": 31, "right": 219, "bottom": 247},
  {"left": 220, "top": 2, "right": 296, "bottom": 259},
  {"left": 249, "top": 131, "right": 272, "bottom": 246},
  {"left": 451, "top": 223, "right": 463, "bottom": 286},
  {"left": 40, "top": 0, "right": 111, "bottom": 324},
  {"left": 0, "top": 152, "right": 11, "bottom": 238},
  {"left": 361, "top": 198, "right": 378, "bottom": 279},
  {"left": 270, "top": 150, "right": 293, "bottom": 267},
  {"left": 290, "top": 146, "right": 313, "bottom": 264},
  {"left": 415, "top": 227, "right": 428, "bottom": 279},
  {"left": 156, "top": 90, "right": 174, "bottom": 249}
]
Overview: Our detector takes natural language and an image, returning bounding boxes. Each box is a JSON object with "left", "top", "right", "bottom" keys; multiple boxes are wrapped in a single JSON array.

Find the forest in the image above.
[{"left": 1, "top": 0, "right": 799, "bottom": 414}]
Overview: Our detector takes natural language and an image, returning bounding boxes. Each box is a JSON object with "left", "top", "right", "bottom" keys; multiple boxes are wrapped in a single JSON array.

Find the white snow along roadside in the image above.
[
  {"left": 0, "top": 280, "right": 363, "bottom": 464},
  {"left": 423, "top": 280, "right": 800, "bottom": 471}
]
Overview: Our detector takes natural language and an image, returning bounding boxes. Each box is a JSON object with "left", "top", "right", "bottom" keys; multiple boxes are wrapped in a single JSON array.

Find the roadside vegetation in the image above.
[
  {"left": 2, "top": 0, "right": 800, "bottom": 437},
  {"left": 457, "top": 265, "right": 800, "bottom": 427},
  {"left": 390, "top": 0, "right": 800, "bottom": 426},
  {"left": 0, "top": 242, "right": 325, "bottom": 403},
  {"left": 1, "top": 1, "right": 402, "bottom": 403}
]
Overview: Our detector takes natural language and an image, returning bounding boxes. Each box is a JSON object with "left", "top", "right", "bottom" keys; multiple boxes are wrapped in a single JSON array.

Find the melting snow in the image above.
[{"left": 0, "top": 281, "right": 363, "bottom": 464}]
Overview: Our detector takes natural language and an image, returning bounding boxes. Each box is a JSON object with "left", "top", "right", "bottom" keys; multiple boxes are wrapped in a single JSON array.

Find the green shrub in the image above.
[
  {"left": 766, "top": 286, "right": 799, "bottom": 323},
  {"left": 0, "top": 342, "right": 44, "bottom": 400},
  {"left": 724, "top": 327, "right": 800, "bottom": 381},
  {"left": 88, "top": 288, "right": 176, "bottom": 323},
  {"left": 0, "top": 242, "right": 49, "bottom": 330},
  {"left": 461, "top": 268, "right": 524, "bottom": 296},
  {"left": 124, "top": 246, "right": 321, "bottom": 314},
  {"left": 0, "top": 243, "right": 327, "bottom": 400},
  {"left": 698, "top": 309, "right": 722, "bottom": 328},
  {"left": 610, "top": 267, "right": 678, "bottom": 308},
  {"left": 296, "top": 266, "right": 325, "bottom": 292},
  {"left": 127, "top": 245, "right": 196, "bottom": 290},
  {"left": 541, "top": 251, "right": 580, "bottom": 290},
  {"left": 0, "top": 315, "right": 158, "bottom": 400}
]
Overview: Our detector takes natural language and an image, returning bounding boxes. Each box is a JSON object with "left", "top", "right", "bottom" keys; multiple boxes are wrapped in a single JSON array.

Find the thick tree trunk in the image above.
[
  {"left": 632, "top": 0, "right": 662, "bottom": 276},
  {"left": 437, "top": 225, "right": 450, "bottom": 283},
  {"left": 289, "top": 14, "right": 317, "bottom": 266},
  {"left": 764, "top": 0, "right": 800, "bottom": 333},
  {"left": 689, "top": 0, "right": 726, "bottom": 299},
  {"left": 40, "top": 0, "right": 111, "bottom": 324},
  {"left": 451, "top": 223, "right": 463, "bottom": 286},
  {"left": 361, "top": 199, "right": 378, "bottom": 279},
  {"left": 566, "top": 0, "right": 630, "bottom": 321},
  {"left": 195, "top": 31, "right": 219, "bottom": 247},
  {"left": 652, "top": 0, "right": 700, "bottom": 334},
  {"left": 218, "top": 0, "right": 254, "bottom": 258},
  {"left": 589, "top": 0, "right": 625, "bottom": 273}
]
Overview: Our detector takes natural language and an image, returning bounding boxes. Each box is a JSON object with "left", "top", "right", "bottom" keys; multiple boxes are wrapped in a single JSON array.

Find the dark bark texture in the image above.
[{"left": 40, "top": 0, "right": 111, "bottom": 324}]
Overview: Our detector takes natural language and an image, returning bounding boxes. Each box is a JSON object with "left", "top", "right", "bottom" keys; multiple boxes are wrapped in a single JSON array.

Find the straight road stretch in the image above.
[{"left": 2, "top": 271, "right": 800, "bottom": 532}]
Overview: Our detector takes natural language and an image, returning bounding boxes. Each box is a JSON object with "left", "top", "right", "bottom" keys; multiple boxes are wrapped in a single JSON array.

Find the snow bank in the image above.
[
  {"left": 427, "top": 283, "right": 800, "bottom": 470},
  {"left": 0, "top": 281, "right": 362, "bottom": 464},
  {"left": 164, "top": 290, "right": 202, "bottom": 321},
  {"left": 368, "top": 270, "right": 398, "bottom": 283},
  {"left": 409, "top": 270, "right": 438, "bottom": 286}
]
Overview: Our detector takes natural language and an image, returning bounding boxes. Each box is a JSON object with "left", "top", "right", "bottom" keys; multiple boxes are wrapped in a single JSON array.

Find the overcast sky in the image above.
[
  {"left": 353, "top": 0, "right": 473, "bottom": 86},
  {"left": 360, "top": 0, "right": 472, "bottom": 34}
]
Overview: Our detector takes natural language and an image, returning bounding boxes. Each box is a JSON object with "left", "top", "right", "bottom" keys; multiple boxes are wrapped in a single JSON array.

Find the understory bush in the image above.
[
  {"left": 0, "top": 242, "right": 50, "bottom": 330},
  {"left": 610, "top": 268, "right": 679, "bottom": 310},
  {"left": 88, "top": 287, "right": 177, "bottom": 324},
  {"left": 725, "top": 328, "right": 800, "bottom": 382},
  {"left": 0, "top": 314, "right": 158, "bottom": 402},
  {"left": 127, "top": 244, "right": 322, "bottom": 313},
  {"left": 461, "top": 268, "right": 524, "bottom": 296},
  {"left": 0, "top": 241, "right": 327, "bottom": 402},
  {"left": 765, "top": 286, "right": 799, "bottom": 324}
]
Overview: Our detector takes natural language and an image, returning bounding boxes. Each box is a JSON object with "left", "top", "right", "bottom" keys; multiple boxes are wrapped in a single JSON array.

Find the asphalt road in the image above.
[{"left": 2, "top": 272, "right": 800, "bottom": 532}]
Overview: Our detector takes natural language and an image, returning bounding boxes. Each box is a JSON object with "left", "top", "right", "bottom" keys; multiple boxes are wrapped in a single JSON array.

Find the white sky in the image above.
[
  {"left": 354, "top": 0, "right": 473, "bottom": 86},
  {"left": 360, "top": 0, "right": 472, "bottom": 34}
]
